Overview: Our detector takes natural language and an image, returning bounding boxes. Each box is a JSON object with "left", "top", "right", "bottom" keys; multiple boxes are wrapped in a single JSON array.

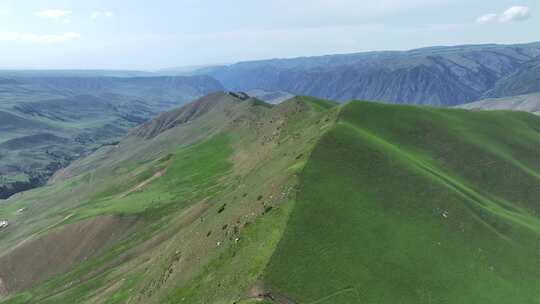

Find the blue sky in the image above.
[{"left": 0, "top": 0, "right": 538, "bottom": 70}]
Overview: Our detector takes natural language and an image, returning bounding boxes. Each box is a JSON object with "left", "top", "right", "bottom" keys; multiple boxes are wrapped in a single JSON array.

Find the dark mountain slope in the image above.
[
  {"left": 196, "top": 42, "right": 540, "bottom": 106},
  {"left": 14, "top": 95, "right": 117, "bottom": 122},
  {"left": 0, "top": 79, "right": 18, "bottom": 85},
  {"left": 485, "top": 57, "right": 540, "bottom": 98},
  {"left": 16, "top": 75, "right": 224, "bottom": 109},
  {"left": 0, "top": 134, "right": 69, "bottom": 150},
  {"left": 0, "top": 111, "right": 51, "bottom": 132}
]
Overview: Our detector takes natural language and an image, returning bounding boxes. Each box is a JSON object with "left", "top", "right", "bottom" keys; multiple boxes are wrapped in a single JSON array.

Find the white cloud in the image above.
[
  {"left": 476, "top": 6, "right": 531, "bottom": 24},
  {"left": 34, "top": 9, "right": 72, "bottom": 24},
  {"left": 35, "top": 9, "right": 71, "bottom": 19},
  {"left": 476, "top": 13, "right": 498, "bottom": 24},
  {"left": 0, "top": 31, "right": 81, "bottom": 44},
  {"left": 499, "top": 6, "right": 531, "bottom": 23},
  {"left": 91, "top": 10, "right": 114, "bottom": 20}
]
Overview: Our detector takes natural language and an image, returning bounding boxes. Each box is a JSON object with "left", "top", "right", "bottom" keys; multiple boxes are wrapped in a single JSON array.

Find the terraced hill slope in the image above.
[{"left": 1, "top": 93, "right": 540, "bottom": 304}]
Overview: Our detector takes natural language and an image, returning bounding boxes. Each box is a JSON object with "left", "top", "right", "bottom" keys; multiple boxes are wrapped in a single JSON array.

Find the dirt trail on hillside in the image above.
[{"left": 120, "top": 169, "right": 166, "bottom": 198}]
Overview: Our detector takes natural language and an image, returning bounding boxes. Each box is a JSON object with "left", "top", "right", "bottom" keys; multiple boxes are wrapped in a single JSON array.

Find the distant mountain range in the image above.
[
  {"left": 7, "top": 42, "right": 540, "bottom": 108},
  {"left": 192, "top": 42, "right": 540, "bottom": 106}
]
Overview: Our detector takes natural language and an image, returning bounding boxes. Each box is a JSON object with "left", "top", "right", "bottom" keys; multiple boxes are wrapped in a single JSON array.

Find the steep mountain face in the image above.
[
  {"left": 196, "top": 43, "right": 540, "bottom": 106},
  {"left": 0, "top": 76, "right": 224, "bottom": 199},
  {"left": 457, "top": 93, "right": 540, "bottom": 115},
  {"left": 1, "top": 93, "right": 540, "bottom": 304},
  {"left": 484, "top": 57, "right": 540, "bottom": 98}
]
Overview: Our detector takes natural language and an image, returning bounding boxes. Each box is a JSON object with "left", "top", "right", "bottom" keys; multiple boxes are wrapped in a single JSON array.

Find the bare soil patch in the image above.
[{"left": 0, "top": 215, "right": 138, "bottom": 294}]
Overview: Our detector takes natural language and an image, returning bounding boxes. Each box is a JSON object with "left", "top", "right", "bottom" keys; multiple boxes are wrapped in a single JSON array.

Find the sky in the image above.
[{"left": 0, "top": 0, "right": 538, "bottom": 70}]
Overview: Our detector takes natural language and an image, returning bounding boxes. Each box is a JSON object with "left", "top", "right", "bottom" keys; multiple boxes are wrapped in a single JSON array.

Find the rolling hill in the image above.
[
  {"left": 0, "top": 75, "right": 223, "bottom": 199},
  {"left": 193, "top": 42, "right": 540, "bottom": 106},
  {"left": 1, "top": 92, "right": 540, "bottom": 303}
]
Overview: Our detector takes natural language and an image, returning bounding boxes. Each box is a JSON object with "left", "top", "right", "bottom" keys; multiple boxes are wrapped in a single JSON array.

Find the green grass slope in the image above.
[
  {"left": 264, "top": 101, "right": 540, "bottom": 303},
  {"left": 2, "top": 95, "right": 540, "bottom": 304},
  {"left": 0, "top": 94, "right": 337, "bottom": 303}
]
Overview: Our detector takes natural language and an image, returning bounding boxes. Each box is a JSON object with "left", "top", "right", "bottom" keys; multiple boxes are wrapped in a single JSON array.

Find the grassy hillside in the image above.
[
  {"left": 1, "top": 94, "right": 540, "bottom": 303},
  {"left": 0, "top": 76, "right": 223, "bottom": 199},
  {"left": 265, "top": 102, "right": 540, "bottom": 303},
  {"left": 0, "top": 93, "right": 337, "bottom": 303}
]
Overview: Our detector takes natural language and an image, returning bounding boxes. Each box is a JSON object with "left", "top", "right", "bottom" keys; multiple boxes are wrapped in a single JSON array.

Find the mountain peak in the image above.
[{"left": 131, "top": 91, "right": 265, "bottom": 139}]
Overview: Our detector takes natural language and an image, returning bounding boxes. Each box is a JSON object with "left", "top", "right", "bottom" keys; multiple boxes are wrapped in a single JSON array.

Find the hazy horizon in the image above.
[
  {"left": 0, "top": 40, "right": 537, "bottom": 73},
  {"left": 0, "top": 0, "right": 538, "bottom": 70}
]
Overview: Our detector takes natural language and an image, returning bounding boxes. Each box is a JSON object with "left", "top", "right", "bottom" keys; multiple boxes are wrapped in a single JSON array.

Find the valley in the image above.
[{"left": 0, "top": 74, "right": 223, "bottom": 199}]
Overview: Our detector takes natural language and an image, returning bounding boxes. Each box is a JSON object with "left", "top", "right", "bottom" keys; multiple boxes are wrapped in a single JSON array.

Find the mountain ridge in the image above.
[
  {"left": 193, "top": 42, "right": 540, "bottom": 106},
  {"left": 1, "top": 93, "right": 540, "bottom": 303},
  {"left": 484, "top": 56, "right": 540, "bottom": 98}
]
